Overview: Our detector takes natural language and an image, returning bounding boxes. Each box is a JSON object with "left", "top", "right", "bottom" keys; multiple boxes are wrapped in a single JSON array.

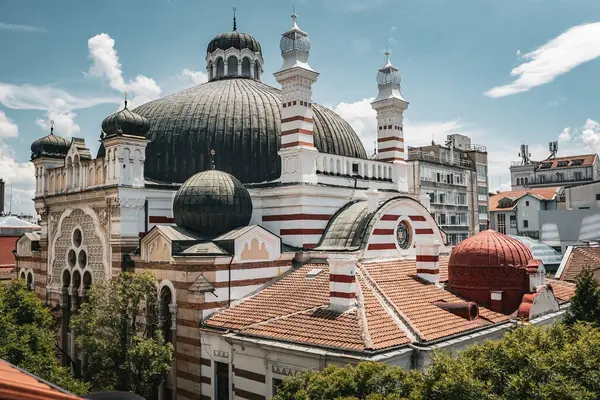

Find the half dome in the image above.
[
  {"left": 173, "top": 169, "right": 253, "bottom": 237},
  {"left": 31, "top": 132, "right": 70, "bottom": 160},
  {"left": 134, "top": 77, "right": 367, "bottom": 184}
]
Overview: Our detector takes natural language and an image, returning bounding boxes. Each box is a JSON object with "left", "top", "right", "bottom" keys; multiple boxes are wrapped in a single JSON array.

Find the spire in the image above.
[
  {"left": 210, "top": 149, "right": 216, "bottom": 170},
  {"left": 291, "top": 6, "right": 299, "bottom": 30},
  {"left": 50, "top": 120, "right": 54, "bottom": 135},
  {"left": 124, "top": 91, "right": 128, "bottom": 109},
  {"left": 384, "top": 46, "right": 391, "bottom": 66},
  {"left": 233, "top": 7, "right": 237, "bottom": 31}
]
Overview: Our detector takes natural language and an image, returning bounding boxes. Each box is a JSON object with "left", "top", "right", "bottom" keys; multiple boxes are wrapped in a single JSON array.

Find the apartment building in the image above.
[
  {"left": 407, "top": 134, "right": 489, "bottom": 245},
  {"left": 510, "top": 143, "right": 599, "bottom": 190}
]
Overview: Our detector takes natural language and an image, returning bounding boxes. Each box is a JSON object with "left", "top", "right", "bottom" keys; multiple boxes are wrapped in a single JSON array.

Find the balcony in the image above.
[
  {"left": 408, "top": 150, "right": 473, "bottom": 169},
  {"left": 466, "top": 144, "right": 487, "bottom": 153},
  {"left": 522, "top": 175, "right": 592, "bottom": 187}
]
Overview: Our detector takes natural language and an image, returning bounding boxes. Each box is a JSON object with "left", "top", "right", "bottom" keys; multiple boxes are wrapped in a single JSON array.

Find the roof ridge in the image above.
[
  {"left": 357, "top": 264, "right": 421, "bottom": 342},
  {"left": 354, "top": 279, "right": 375, "bottom": 350}
]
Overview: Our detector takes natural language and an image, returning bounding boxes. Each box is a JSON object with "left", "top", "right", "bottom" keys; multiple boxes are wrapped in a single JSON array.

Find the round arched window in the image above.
[
  {"left": 68, "top": 249, "right": 77, "bottom": 267},
  {"left": 396, "top": 220, "right": 412, "bottom": 250},
  {"left": 73, "top": 229, "right": 82, "bottom": 248},
  {"left": 78, "top": 250, "right": 87, "bottom": 268}
]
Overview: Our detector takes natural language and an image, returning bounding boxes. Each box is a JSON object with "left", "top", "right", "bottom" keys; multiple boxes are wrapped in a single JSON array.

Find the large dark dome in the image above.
[
  {"left": 173, "top": 169, "right": 253, "bottom": 237},
  {"left": 207, "top": 31, "right": 262, "bottom": 54},
  {"left": 134, "top": 77, "right": 367, "bottom": 184},
  {"left": 31, "top": 132, "right": 70, "bottom": 160}
]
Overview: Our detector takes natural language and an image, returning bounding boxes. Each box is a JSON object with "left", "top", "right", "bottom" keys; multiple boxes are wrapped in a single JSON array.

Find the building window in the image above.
[
  {"left": 478, "top": 205, "right": 488, "bottom": 214},
  {"left": 523, "top": 220, "right": 529, "bottom": 228},
  {"left": 525, "top": 200, "right": 529, "bottom": 206},
  {"left": 479, "top": 223, "right": 488, "bottom": 232},
  {"left": 510, "top": 215, "right": 516, "bottom": 228},
  {"left": 497, "top": 214, "right": 506, "bottom": 234},
  {"left": 458, "top": 192, "right": 467, "bottom": 205},
  {"left": 574, "top": 171, "right": 583, "bottom": 180},
  {"left": 215, "top": 362, "right": 230, "bottom": 400},
  {"left": 272, "top": 378, "right": 284, "bottom": 397},
  {"left": 556, "top": 173, "right": 564, "bottom": 182},
  {"left": 396, "top": 221, "right": 412, "bottom": 250},
  {"left": 478, "top": 186, "right": 487, "bottom": 195},
  {"left": 540, "top": 175, "right": 546, "bottom": 183},
  {"left": 596, "top": 194, "right": 600, "bottom": 201}
]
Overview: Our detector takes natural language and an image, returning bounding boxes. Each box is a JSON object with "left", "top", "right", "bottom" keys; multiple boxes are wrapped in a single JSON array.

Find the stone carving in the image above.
[
  {"left": 168, "top": 304, "right": 178, "bottom": 331},
  {"left": 51, "top": 209, "right": 106, "bottom": 285},
  {"left": 272, "top": 365, "right": 300, "bottom": 376},
  {"left": 92, "top": 207, "right": 109, "bottom": 228},
  {"left": 106, "top": 197, "right": 145, "bottom": 218},
  {"left": 241, "top": 238, "right": 270, "bottom": 261},
  {"left": 213, "top": 350, "right": 229, "bottom": 359},
  {"left": 283, "top": 156, "right": 298, "bottom": 174},
  {"left": 49, "top": 211, "right": 63, "bottom": 239}
]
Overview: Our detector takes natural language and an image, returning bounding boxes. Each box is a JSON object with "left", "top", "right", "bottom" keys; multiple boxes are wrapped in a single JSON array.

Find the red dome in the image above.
[
  {"left": 449, "top": 229, "right": 532, "bottom": 269},
  {"left": 448, "top": 230, "right": 534, "bottom": 313}
]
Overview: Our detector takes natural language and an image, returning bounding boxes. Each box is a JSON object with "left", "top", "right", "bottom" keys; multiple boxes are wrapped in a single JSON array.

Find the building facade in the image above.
[
  {"left": 488, "top": 188, "right": 560, "bottom": 239},
  {"left": 407, "top": 133, "right": 488, "bottom": 245}
]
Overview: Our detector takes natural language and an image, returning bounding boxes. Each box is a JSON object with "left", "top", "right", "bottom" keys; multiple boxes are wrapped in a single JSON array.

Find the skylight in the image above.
[{"left": 306, "top": 268, "right": 323, "bottom": 279}]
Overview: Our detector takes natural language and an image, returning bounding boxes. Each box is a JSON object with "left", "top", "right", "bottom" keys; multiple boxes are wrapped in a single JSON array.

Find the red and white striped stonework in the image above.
[
  {"left": 363, "top": 197, "right": 446, "bottom": 259},
  {"left": 280, "top": 92, "right": 315, "bottom": 150},
  {"left": 374, "top": 107, "right": 407, "bottom": 163},
  {"left": 328, "top": 254, "right": 358, "bottom": 311},
  {"left": 416, "top": 241, "right": 441, "bottom": 284}
]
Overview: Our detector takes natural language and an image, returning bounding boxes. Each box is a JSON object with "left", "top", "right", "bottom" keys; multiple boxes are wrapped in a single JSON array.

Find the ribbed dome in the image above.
[
  {"left": 449, "top": 229, "right": 533, "bottom": 269},
  {"left": 207, "top": 31, "right": 262, "bottom": 55},
  {"left": 31, "top": 132, "right": 70, "bottom": 160},
  {"left": 173, "top": 169, "right": 253, "bottom": 237},
  {"left": 134, "top": 77, "right": 367, "bottom": 184},
  {"left": 101, "top": 105, "right": 150, "bottom": 138}
]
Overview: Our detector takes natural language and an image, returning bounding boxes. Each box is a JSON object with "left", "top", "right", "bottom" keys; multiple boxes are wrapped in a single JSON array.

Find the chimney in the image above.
[
  {"left": 490, "top": 291, "right": 503, "bottom": 312},
  {"left": 328, "top": 254, "right": 358, "bottom": 311},
  {"left": 366, "top": 188, "right": 379, "bottom": 212},
  {"left": 416, "top": 241, "right": 441, "bottom": 284}
]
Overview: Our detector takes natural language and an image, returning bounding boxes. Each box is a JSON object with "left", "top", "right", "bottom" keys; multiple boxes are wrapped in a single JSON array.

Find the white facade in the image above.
[{"left": 510, "top": 154, "right": 599, "bottom": 190}]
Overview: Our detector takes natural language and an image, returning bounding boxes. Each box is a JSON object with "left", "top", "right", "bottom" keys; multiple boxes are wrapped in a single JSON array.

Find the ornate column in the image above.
[
  {"left": 250, "top": 62, "right": 255, "bottom": 78},
  {"left": 237, "top": 60, "right": 242, "bottom": 76}
]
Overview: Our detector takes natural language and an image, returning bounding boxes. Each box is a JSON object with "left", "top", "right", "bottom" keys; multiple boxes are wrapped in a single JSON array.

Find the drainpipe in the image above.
[
  {"left": 227, "top": 255, "right": 234, "bottom": 307},
  {"left": 144, "top": 200, "right": 148, "bottom": 234}
]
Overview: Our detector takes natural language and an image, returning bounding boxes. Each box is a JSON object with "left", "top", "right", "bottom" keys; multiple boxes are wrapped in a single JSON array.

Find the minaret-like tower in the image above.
[
  {"left": 371, "top": 49, "right": 408, "bottom": 163},
  {"left": 273, "top": 10, "right": 319, "bottom": 184}
]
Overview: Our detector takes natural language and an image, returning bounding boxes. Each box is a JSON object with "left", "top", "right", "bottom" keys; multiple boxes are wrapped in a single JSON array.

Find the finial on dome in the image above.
[
  {"left": 233, "top": 7, "right": 237, "bottom": 31},
  {"left": 124, "top": 91, "right": 128, "bottom": 109},
  {"left": 210, "top": 149, "right": 216, "bottom": 170},
  {"left": 384, "top": 46, "right": 391, "bottom": 65},
  {"left": 291, "top": 6, "right": 299, "bottom": 29},
  {"left": 50, "top": 120, "right": 55, "bottom": 135}
]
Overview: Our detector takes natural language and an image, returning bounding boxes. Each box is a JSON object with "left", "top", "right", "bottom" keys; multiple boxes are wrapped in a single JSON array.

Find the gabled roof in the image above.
[
  {"left": 535, "top": 154, "right": 597, "bottom": 171},
  {"left": 147, "top": 225, "right": 203, "bottom": 241},
  {"left": 189, "top": 275, "right": 215, "bottom": 293},
  {"left": 182, "top": 242, "right": 227, "bottom": 255},
  {"left": 203, "top": 258, "right": 514, "bottom": 352},
  {"left": 557, "top": 245, "right": 600, "bottom": 282},
  {"left": 489, "top": 187, "right": 560, "bottom": 212},
  {"left": 22, "top": 232, "right": 41, "bottom": 241},
  {"left": 0, "top": 359, "right": 81, "bottom": 400}
]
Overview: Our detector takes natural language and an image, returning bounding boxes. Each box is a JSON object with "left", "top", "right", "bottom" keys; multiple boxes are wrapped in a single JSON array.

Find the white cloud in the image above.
[
  {"left": 581, "top": 119, "right": 600, "bottom": 153},
  {"left": 0, "top": 111, "right": 18, "bottom": 138},
  {"left": 485, "top": 22, "right": 600, "bottom": 98},
  {"left": 516, "top": 49, "right": 521, "bottom": 57},
  {"left": 180, "top": 68, "right": 208, "bottom": 86},
  {"left": 0, "top": 22, "right": 46, "bottom": 33},
  {"left": 558, "top": 127, "right": 571, "bottom": 142},
  {"left": 0, "top": 142, "right": 35, "bottom": 215},
  {"left": 35, "top": 111, "right": 80, "bottom": 138},
  {"left": 87, "top": 33, "right": 161, "bottom": 108},
  {"left": 390, "top": 26, "right": 398, "bottom": 32}
]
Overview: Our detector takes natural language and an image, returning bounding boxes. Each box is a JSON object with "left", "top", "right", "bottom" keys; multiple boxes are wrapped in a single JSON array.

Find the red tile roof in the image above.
[
  {"left": 204, "top": 258, "right": 516, "bottom": 351},
  {"left": 559, "top": 246, "right": 600, "bottom": 282},
  {"left": 547, "top": 278, "right": 576, "bottom": 301},
  {"left": 0, "top": 360, "right": 81, "bottom": 400},
  {"left": 489, "top": 187, "right": 559, "bottom": 212},
  {"left": 536, "top": 154, "right": 597, "bottom": 170}
]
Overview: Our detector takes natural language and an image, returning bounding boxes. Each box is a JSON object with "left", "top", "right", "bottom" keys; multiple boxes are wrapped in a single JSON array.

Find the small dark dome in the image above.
[
  {"left": 173, "top": 169, "right": 253, "bottom": 237},
  {"left": 30, "top": 132, "right": 70, "bottom": 160},
  {"left": 101, "top": 104, "right": 150, "bottom": 138},
  {"left": 207, "top": 31, "right": 262, "bottom": 55}
]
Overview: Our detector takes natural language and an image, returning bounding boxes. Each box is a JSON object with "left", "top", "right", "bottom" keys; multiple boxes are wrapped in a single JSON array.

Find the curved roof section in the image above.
[
  {"left": 207, "top": 31, "right": 262, "bottom": 55},
  {"left": 30, "top": 133, "right": 70, "bottom": 160},
  {"left": 134, "top": 77, "right": 367, "bottom": 184},
  {"left": 317, "top": 201, "right": 370, "bottom": 251},
  {"left": 450, "top": 230, "right": 532, "bottom": 269},
  {"left": 508, "top": 235, "right": 563, "bottom": 266},
  {"left": 101, "top": 105, "right": 150, "bottom": 138}
]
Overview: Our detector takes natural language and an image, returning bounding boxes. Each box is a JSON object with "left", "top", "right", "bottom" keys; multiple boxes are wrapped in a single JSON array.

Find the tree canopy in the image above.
[
  {"left": 273, "top": 322, "right": 600, "bottom": 400},
  {"left": 0, "top": 280, "right": 88, "bottom": 395},
  {"left": 563, "top": 267, "right": 600, "bottom": 326},
  {"left": 71, "top": 271, "right": 173, "bottom": 399}
]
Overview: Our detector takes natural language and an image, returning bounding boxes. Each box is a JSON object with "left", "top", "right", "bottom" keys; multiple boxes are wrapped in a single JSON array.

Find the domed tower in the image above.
[
  {"left": 172, "top": 157, "right": 253, "bottom": 237},
  {"left": 100, "top": 94, "right": 150, "bottom": 187},
  {"left": 371, "top": 49, "right": 408, "bottom": 163},
  {"left": 30, "top": 121, "right": 70, "bottom": 197},
  {"left": 448, "top": 230, "right": 545, "bottom": 313},
  {"left": 205, "top": 8, "right": 264, "bottom": 81}
]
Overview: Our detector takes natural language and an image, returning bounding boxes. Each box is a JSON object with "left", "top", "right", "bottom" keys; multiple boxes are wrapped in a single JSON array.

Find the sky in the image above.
[{"left": 1, "top": 0, "right": 600, "bottom": 215}]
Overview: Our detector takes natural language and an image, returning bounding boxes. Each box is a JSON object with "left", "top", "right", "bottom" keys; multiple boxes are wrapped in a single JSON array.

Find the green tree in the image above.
[
  {"left": 564, "top": 267, "right": 600, "bottom": 326},
  {"left": 72, "top": 271, "right": 173, "bottom": 399},
  {"left": 0, "top": 280, "right": 88, "bottom": 395},
  {"left": 273, "top": 323, "right": 600, "bottom": 400}
]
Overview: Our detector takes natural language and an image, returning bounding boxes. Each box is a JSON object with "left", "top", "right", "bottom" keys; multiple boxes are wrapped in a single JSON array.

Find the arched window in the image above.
[
  {"left": 242, "top": 57, "right": 251, "bottom": 77},
  {"left": 88, "top": 168, "right": 94, "bottom": 187},
  {"left": 160, "top": 286, "right": 173, "bottom": 343},
  {"left": 49, "top": 175, "right": 55, "bottom": 193},
  {"left": 216, "top": 57, "right": 225, "bottom": 77},
  {"left": 227, "top": 56, "right": 238, "bottom": 76},
  {"left": 254, "top": 60, "right": 261, "bottom": 80},
  {"left": 26, "top": 272, "right": 33, "bottom": 291},
  {"left": 96, "top": 166, "right": 102, "bottom": 185}
]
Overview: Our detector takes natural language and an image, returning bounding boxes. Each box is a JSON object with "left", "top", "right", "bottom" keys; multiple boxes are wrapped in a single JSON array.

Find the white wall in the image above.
[
  {"left": 566, "top": 182, "right": 600, "bottom": 210},
  {"left": 516, "top": 195, "right": 541, "bottom": 231}
]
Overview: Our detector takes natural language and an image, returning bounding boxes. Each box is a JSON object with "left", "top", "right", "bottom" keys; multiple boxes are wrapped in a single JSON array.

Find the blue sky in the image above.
[{"left": 1, "top": 0, "right": 600, "bottom": 214}]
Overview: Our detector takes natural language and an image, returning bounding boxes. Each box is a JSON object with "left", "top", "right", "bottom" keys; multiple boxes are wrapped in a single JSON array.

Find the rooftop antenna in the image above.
[
  {"left": 548, "top": 141, "right": 558, "bottom": 159},
  {"left": 373, "top": 140, "right": 377, "bottom": 155},
  {"left": 518, "top": 144, "right": 531, "bottom": 165},
  {"left": 124, "top": 91, "right": 128, "bottom": 109},
  {"left": 210, "top": 149, "right": 216, "bottom": 170},
  {"left": 233, "top": 7, "right": 237, "bottom": 31}
]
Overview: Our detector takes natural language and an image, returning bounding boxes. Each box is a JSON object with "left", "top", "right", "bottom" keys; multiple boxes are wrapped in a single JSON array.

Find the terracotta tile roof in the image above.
[
  {"left": 489, "top": 187, "right": 560, "bottom": 212},
  {"left": 535, "top": 154, "right": 597, "bottom": 170},
  {"left": 0, "top": 359, "right": 81, "bottom": 400},
  {"left": 546, "top": 279, "right": 576, "bottom": 302},
  {"left": 559, "top": 246, "right": 600, "bottom": 282},
  {"left": 204, "top": 257, "right": 510, "bottom": 352}
]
